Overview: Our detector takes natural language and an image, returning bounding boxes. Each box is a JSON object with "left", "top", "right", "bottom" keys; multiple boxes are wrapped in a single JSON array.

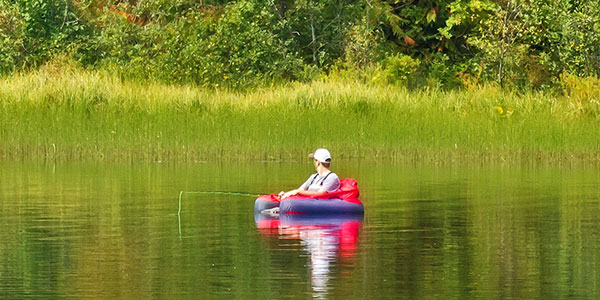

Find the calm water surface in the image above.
[{"left": 0, "top": 161, "right": 598, "bottom": 299}]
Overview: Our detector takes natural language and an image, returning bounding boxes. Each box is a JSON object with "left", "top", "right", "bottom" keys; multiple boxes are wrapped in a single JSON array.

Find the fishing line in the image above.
[
  {"left": 178, "top": 190, "right": 260, "bottom": 216},
  {"left": 177, "top": 190, "right": 262, "bottom": 237}
]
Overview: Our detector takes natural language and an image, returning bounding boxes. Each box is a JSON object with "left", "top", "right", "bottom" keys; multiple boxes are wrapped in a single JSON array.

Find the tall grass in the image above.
[{"left": 1, "top": 69, "right": 599, "bottom": 163}]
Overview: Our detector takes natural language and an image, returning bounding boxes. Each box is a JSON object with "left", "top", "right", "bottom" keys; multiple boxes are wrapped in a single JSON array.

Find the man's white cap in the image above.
[{"left": 308, "top": 148, "right": 332, "bottom": 163}]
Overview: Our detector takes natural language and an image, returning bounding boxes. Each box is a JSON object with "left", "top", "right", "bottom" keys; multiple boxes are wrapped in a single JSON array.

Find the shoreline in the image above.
[{"left": 1, "top": 70, "right": 599, "bottom": 164}]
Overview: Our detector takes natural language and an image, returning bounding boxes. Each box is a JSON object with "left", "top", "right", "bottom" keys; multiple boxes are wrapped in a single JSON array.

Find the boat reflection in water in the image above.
[{"left": 255, "top": 213, "right": 363, "bottom": 299}]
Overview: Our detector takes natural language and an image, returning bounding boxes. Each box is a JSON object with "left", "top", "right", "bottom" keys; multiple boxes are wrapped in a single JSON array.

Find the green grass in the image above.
[{"left": 1, "top": 69, "right": 599, "bottom": 163}]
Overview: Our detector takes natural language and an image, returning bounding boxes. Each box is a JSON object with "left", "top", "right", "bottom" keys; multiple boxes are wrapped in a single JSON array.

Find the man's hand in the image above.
[{"left": 281, "top": 189, "right": 299, "bottom": 199}]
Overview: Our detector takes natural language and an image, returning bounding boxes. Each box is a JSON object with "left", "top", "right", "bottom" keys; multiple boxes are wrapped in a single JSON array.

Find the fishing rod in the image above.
[
  {"left": 178, "top": 190, "right": 261, "bottom": 215},
  {"left": 177, "top": 190, "right": 263, "bottom": 237}
]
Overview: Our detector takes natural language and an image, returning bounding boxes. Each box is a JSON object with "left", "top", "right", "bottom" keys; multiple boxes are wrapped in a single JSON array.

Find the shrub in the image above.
[
  {"left": 519, "top": 54, "right": 552, "bottom": 89},
  {"left": 383, "top": 54, "right": 420, "bottom": 84},
  {"left": 190, "top": 0, "right": 302, "bottom": 86},
  {"left": 0, "top": 1, "right": 25, "bottom": 74},
  {"left": 558, "top": 72, "right": 600, "bottom": 118},
  {"left": 94, "top": 1, "right": 302, "bottom": 87},
  {"left": 9, "top": 0, "right": 92, "bottom": 69},
  {"left": 343, "top": 24, "right": 383, "bottom": 69},
  {"left": 560, "top": 72, "right": 600, "bottom": 102},
  {"left": 423, "top": 53, "right": 462, "bottom": 89}
]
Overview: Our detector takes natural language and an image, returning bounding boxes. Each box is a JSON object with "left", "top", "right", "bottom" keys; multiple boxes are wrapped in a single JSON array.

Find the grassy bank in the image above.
[{"left": 1, "top": 69, "right": 599, "bottom": 163}]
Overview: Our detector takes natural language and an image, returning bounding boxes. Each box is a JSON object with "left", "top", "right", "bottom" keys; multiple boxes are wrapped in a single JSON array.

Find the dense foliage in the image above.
[{"left": 1, "top": 0, "right": 599, "bottom": 89}]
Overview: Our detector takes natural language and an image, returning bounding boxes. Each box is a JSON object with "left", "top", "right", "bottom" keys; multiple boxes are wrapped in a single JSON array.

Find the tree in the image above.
[
  {"left": 279, "top": 0, "right": 363, "bottom": 66},
  {"left": 0, "top": 1, "right": 25, "bottom": 73}
]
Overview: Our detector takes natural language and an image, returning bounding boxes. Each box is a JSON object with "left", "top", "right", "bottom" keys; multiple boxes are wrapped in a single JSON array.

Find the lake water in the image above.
[{"left": 0, "top": 160, "right": 598, "bottom": 299}]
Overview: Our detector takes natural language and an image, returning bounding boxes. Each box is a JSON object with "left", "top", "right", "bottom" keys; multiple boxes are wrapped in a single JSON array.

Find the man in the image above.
[{"left": 279, "top": 148, "right": 341, "bottom": 199}]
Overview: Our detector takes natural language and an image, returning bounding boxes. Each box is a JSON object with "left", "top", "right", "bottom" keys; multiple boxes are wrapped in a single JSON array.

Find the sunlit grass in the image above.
[{"left": 1, "top": 69, "right": 599, "bottom": 163}]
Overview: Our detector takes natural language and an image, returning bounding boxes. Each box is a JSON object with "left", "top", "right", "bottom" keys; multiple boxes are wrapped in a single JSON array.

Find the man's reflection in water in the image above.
[{"left": 256, "top": 214, "right": 363, "bottom": 299}]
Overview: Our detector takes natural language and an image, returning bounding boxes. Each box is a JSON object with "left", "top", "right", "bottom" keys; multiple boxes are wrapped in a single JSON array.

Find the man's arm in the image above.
[
  {"left": 279, "top": 174, "right": 316, "bottom": 198},
  {"left": 296, "top": 189, "right": 327, "bottom": 197},
  {"left": 281, "top": 188, "right": 327, "bottom": 199}
]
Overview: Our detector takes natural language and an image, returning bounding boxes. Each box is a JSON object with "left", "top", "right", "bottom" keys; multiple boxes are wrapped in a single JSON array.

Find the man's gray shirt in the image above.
[{"left": 299, "top": 172, "right": 340, "bottom": 192}]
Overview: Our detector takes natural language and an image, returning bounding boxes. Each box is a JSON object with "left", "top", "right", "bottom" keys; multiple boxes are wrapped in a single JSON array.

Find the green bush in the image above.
[
  {"left": 342, "top": 24, "right": 381, "bottom": 69},
  {"left": 94, "top": 1, "right": 302, "bottom": 87},
  {"left": 2, "top": 0, "right": 600, "bottom": 90},
  {"left": 93, "top": 10, "right": 161, "bottom": 78},
  {"left": 560, "top": 72, "right": 600, "bottom": 101},
  {"left": 383, "top": 54, "right": 420, "bottom": 84},
  {"left": 282, "top": 0, "right": 363, "bottom": 67},
  {"left": 423, "top": 53, "right": 462, "bottom": 89},
  {"left": 0, "top": 1, "right": 25, "bottom": 74},
  {"left": 186, "top": 0, "right": 302, "bottom": 86},
  {"left": 9, "top": 0, "right": 92, "bottom": 69}
]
